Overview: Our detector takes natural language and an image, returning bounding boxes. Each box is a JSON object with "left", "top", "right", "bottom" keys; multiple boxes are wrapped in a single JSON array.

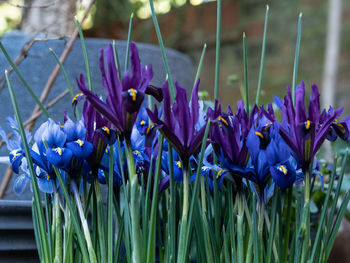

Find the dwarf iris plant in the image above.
[{"left": 1, "top": 4, "right": 350, "bottom": 263}]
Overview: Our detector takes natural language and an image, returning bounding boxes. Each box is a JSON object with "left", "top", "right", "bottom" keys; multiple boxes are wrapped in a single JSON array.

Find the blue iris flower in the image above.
[
  {"left": 64, "top": 117, "right": 93, "bottom": 161},
  {"left": 35, "top": 119, "right": 72, "bottom": 168},
  {"left": 0, "top": 116, "right": 31, "bottom": 173},
  {"left": 98, "top": 144, "right": 123, "bottom": 187},
  {"left": 246, "top": 120, "right": 296, "bottom": 194}
]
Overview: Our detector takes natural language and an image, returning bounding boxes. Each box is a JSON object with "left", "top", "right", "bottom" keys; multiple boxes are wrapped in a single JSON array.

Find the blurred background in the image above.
[
  {"left": 0, "top": 0, "right": 350, "bottom": 261},
  {"left": 1, "top": 0, "right": 350, "bottom": 111}
]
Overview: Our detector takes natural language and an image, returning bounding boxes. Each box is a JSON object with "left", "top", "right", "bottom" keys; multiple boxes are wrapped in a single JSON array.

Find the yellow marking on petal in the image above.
[
  {"left": 264, "top": 122, "right": 272, "bottom": 127},
  {"left": 105, "top": 148, "right": 109, "bottom": 154},
  {"left": 72, "top": 93, "right": 83, "bottom": 103},
  {"left": 140, "top": 120, "right": 146, "bottom": 126},
  {"left": 61, "top": 125, "right": 64, "bottom": 128},
  {"left": 76, "top": 139, "right": 84, "bottom": 147},
  {"left": 146, "top": 123, "right": 155, "bottom": 135},
  {"left": 46, "top": 174, "right": 50, "bottom": 181},
  {"left": 176, "top": 161, "right": 182, "bottom": 169},
  {"left": 134, "top": 150, "right": 140, "bottom": 155},
  {"left": 337, "top": 123, "right": 344, "bottom": 130},
  {"left": 305, "top": 120, "right": 311, "bottom": 130},
  {"left": 102, "top": 126, "right": 110, "bottom": 135},
  {"left": 129, "top": 88, "right": 137, "bottom": 101},
  {"left": 255, "top": 131, "right": 264, "bottom": 139},
  {"left": 11, "top": 152, "right": 21, "bottom": 161},
  {"left": 278, "top": 165, "right": 287, "bottom": 175},
  {"left": 217, "top": 169, "right": 226, "bottom": 179},
  {"left": 335, "top": 119, "right": 338, "bottom": 122},
  {"left": 217, "top": 116, "right": 228, "bottom": 126},
  {"left": 56, "top": 147, "right": 63, "bottom": 156}
]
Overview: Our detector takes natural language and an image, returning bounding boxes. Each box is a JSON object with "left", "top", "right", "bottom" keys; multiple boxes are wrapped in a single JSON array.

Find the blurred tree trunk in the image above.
[
  {"left": 322, "top": 0, "right": 342, "bottom": 108},
  {"left": 322, "top": 0, "right": 342, "bottom": 160},
  {"left": 20, "top": 0, "right": 76, "bottom": 37}
]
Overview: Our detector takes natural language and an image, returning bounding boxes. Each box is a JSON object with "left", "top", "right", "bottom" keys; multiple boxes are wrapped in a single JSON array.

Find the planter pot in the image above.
[
  {"left": 0, "top": 200, "right": 38, "bottom": 262},
  {"left": 0, "top": 31, "right": 194, "bottom": 200}
]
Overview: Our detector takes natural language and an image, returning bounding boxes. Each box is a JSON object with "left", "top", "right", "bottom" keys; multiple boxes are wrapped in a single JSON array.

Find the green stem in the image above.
[
  {"left": 146, "top": 137, "right": 164, "bottom": 263},
  {"left": 125, "top": 139, "right": 142, "bottom": 263},
  {"left": 72, "top": 180, "right": 97, "bottom": 263},
  {"left": 292, "top": 13, "right": 302, "bottom": 105},
  {"left": 94, "top": 178, "right": 107, "bottom": 262},
  {"left": 256, "top": 5, "right": 269, "bottom": 105},
  {"left": 149, "top": 0, "right": 175, "bottom": 101},
  {"left": 125, "top": 13, "right": 134, "bottom": 71},
  {"left": 258, "top": 200, "right": 265, "bottom": 263},
  {"left": 168, "top": 146, "right": 176, "bottom": 262},
  {"left": 301, "top": 170, "right": 310, "bottom": 262},
  {"left": 108, "top": 145, "right": 114, "bottom": 263},
  {"left": 214, "top": 0, "right": 222, "bottom": 101},
  {"left": 243, "top": 32, "right": 249, "bottom": 114},
  {"left": 54, "top": 192, "right": 62, "bottom": 263},
  {"left": 282, "top": 188, "right": 293, "bottom": 263},
  {"left": 177, "top": 165, "right": 189, "bottom": 263},
  {"left": 237, "top": 193, "right": 244, "bottom": 263}
]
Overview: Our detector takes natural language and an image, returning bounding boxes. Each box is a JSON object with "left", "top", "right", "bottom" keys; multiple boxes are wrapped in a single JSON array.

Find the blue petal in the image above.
[
  {"left": 9, "top": 149, "right": 24, "bottom": 174},
  {"left": 46, "top": 147, "right": 72, "bottom": 168},
  {"left": 270, "top": 161, "right": 296, "bottom": 190},
  {"left": 66, "top": 140, "right": 93, "bottom": 160},
  {"left": 37, "top": 177, "right": 54, "bottom": 194},
  {"left": 136, "top": 106, "right": 149, "bottom": 134},
  {"left": 98, "top": 169, "right": 107, "bottom": 184},
  {"left": 273, "top": 96, "right": 283, "bottom": 110},
  {"left": 35, "top": 119, "right": 67, "bottom": 148},
  {"left": 63, "top": 118, "right": 86, "bottom": 142},
  {"left": 14, "top": 174, "right": 30, "bottom": 195}
]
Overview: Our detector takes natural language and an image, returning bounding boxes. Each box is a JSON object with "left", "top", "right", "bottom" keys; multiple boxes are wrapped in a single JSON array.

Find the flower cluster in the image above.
[{"left": 1, "top": 43, "right": 349, "bottom": 202}]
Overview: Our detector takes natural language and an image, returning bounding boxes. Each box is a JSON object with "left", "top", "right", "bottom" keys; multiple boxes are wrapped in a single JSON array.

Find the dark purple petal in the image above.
[
  {"left": 122, "top": 88, "right": 145, "bottom": 114},
  {"left": 162, "top": 82, "right": 174, "bottom": 130},
  {"left": 191, "top": 79, "right": 200, "bottom": 131},
  {"left": 130, "top": 43, "right": 141, "bottom": 83},
  {"left": 80, "top": 86, "right": 122, "bottom": 131},
  {"left": 308, "top": 84, "right": 321, "bottom": 123},
  {"left": 173, "top": 82, "right": 191, "bottom": 146},
  {"left": 188, "top": 124, "right": 207, "bottom": 157},
  {"left": 158, "top": 176, "right": 170, "bottom": 194},
  {"left": 145, "top": 84, "right": 163, "bottom": 102},
  {"left": 313, "top": 107, "right": 342, "bottom": 155},
  {"left": 295, "top": 81, "right": 307, "bottom": 123},
  {"left": 278, "top": 126, "right": 302, "bottom": 160}
]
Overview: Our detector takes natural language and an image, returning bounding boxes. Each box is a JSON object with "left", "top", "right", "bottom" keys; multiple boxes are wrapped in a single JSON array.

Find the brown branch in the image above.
[
  {"left": 0, "top": 0, "right": 95, "bottom": 199},
  {"left": 0, "top": 25, "right": 62, "bottom": 92},
  {"left": 26, "top": 0, "right": 95, "bottom": 131},
  {"left": 0, "top": 88, "right": 70, "bottom": 148},
  {"left": 0, "top": 168, "right": 13, "bottom": 199}
]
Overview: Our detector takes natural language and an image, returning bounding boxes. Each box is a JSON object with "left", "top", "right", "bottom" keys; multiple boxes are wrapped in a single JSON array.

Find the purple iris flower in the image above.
[
  {"left": 147, "top": 80, "right": 207, "bottom": 168},
  {"left": 79, "top": 42, "right": 162, "bottom": 138},
  {"left": 271, "top": 82, "right": 344, "bottom": 172},
  {"left": 320, "top": 106, "right": 350, "bottom": 142},
  {"left": 206, "top": 100, "right": 258, "bottom": 186}
]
